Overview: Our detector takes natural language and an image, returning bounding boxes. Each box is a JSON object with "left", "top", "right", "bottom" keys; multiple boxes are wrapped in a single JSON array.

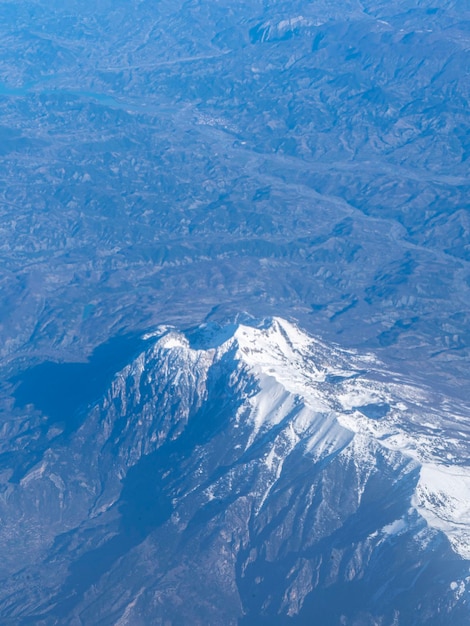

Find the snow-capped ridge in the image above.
[{"left": 132, "top": 317, "right": 470, "bottom": 560}]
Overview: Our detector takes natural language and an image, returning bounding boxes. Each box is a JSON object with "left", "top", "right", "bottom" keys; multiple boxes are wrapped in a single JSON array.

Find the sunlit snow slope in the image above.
[{"left": 205, "top": 317, "right": 470, "bottom": 559}]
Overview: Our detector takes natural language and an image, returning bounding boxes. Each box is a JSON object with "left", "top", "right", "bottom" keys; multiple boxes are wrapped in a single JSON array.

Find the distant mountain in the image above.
[
  {"left": 1, "top": 317, "right": 469, "bottom": 624},
  {"left": 0, "top": 0, "right": 469, "bottom": 403}
]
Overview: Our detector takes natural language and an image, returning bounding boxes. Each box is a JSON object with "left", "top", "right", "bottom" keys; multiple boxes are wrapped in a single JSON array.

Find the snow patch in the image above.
[
  {"left": 160, "top": 334, "right": 189, "bottom": 350},
  {"left": 382, "top": 518, "right": 407, "bottom": 537},
  {"left": 413, "top": 465, "right": 470, "bottom": 559}
]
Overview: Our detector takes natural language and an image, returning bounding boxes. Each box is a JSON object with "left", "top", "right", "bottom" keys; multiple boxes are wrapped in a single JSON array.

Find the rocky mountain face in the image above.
[{"left": 2, "top": 317, "right": 469, "bottom": 625}]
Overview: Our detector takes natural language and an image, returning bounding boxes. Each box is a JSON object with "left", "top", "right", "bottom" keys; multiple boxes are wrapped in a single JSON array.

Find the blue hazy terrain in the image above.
[
  {"left": 0, "top": 0, "right": 468, "bottom": 397},
  {"left": 0, "top": 1, "right": 469, "bottom": 624}
]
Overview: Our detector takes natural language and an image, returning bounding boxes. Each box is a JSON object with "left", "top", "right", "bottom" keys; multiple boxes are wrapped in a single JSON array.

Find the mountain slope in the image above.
[{"left": 1, "top": 317, "right": 470, "bottom": 624}]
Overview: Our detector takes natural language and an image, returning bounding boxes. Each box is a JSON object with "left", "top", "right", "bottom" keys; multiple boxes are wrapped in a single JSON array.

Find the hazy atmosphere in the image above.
[{"left": 0, "top": 1, "right": 469, "bottom": 624}]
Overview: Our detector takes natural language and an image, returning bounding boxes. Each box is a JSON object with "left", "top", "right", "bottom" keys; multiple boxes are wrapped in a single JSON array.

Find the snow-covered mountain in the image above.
[{"left": 2, "top": 317, "right": 470, "bottom": 624}]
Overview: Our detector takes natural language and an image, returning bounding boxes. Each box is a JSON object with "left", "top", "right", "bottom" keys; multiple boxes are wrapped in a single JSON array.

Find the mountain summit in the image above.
[{"left": 2, "top": 318, "right": 470, "bottom": 624}]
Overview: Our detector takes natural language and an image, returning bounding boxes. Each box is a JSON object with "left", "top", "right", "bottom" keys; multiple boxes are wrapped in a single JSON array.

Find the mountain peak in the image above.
[{"left": 143, "top": 316, "right": 470, "bottom": 560}]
